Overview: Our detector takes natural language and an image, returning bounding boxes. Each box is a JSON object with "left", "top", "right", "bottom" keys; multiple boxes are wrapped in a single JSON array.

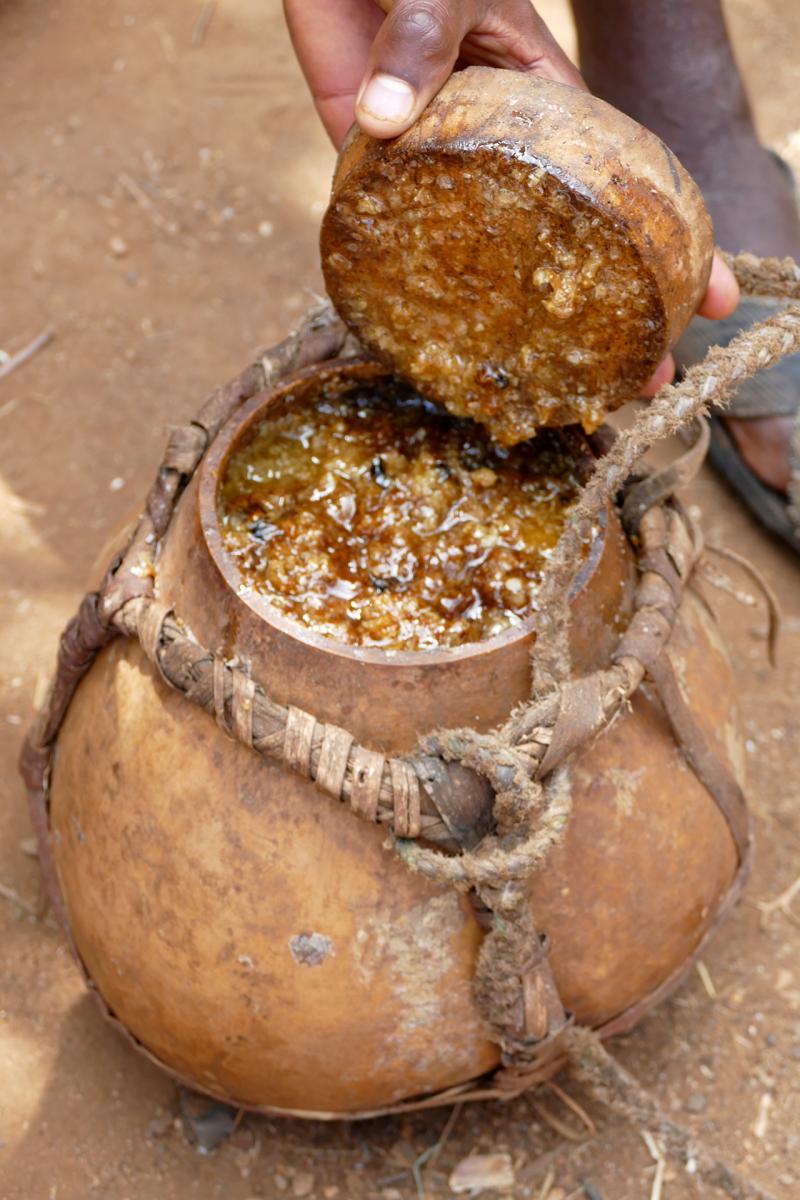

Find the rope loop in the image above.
[{"left": 20, "top": 255, "right": 800, "bottom": 1117}]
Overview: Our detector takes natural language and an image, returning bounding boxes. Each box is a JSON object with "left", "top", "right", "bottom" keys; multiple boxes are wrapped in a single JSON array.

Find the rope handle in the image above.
[{"left": 19, "top": 252, "right": 800, "bottom": 1091}]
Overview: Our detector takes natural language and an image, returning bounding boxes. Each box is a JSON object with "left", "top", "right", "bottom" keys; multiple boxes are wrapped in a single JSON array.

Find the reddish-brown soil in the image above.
[{"left": 1, "top": 2, "right": 798, "bottom": 1198}]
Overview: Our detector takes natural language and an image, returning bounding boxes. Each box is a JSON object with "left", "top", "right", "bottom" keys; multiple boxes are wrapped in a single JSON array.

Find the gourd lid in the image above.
[{"left": 321, "top": 66, "right": 713, "bottom": 444}]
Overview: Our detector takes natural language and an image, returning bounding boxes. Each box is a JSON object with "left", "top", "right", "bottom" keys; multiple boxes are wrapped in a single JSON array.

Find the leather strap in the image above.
[{"left": 647, "top": 652, "right": 750, "bottom": 863}]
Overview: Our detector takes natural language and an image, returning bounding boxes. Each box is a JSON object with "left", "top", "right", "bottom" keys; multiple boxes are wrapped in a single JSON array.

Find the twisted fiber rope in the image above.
[
  {"left": 721, "top": 250, "right": 800, "bottom": 300},
  {"left": 14, "top": 253, "right": 792, "bottom": 1200},
  {"left": 18, "top": 256, "right": 798, "bottom": 1183},
  {"left": 97, "top": 256, "right": 799, "bottom": 1075}
]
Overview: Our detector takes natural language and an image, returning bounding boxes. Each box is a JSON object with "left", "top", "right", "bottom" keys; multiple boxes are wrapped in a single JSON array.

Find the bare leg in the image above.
[{"left": 570, "top": 0, "right": 799, "bottom": 490}]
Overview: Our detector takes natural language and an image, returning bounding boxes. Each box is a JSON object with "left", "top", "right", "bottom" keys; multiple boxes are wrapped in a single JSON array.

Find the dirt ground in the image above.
[{"left": 1, "top": 1, "right": 799, "bottom": 1197}]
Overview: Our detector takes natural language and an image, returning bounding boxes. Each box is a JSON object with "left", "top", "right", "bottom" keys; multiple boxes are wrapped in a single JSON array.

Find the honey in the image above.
[
  {"left": 322, "top": 145, "right": 665, "bottom": 445},
  {"left": 218, "top": 380, "right": 581, "bottom": 651}
]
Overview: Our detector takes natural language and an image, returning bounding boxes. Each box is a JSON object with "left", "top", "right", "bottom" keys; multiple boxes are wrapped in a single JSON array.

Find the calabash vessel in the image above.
[
  {"left": 22, "top": 67, "right": 749, "bottom": 1118},
  {"left": 34, "top": 355, "right": 747, "bottom": 1117}
]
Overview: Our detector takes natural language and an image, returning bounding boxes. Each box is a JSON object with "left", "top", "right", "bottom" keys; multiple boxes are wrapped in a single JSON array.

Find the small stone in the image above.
[
  {"left": 178, "top": 1089, "right": 237, "bottom": 1152},
  {"left": 274, "top": 1174, "right": 288, "bottom": 1192},
  {"left": 292, "top": 1172, "right": 314, "bottom": 1197},
  {"left": 147, "top": 1113, "right": 172, "bottom": 1139},
  {"left": 380, "top": 1190, "right": 402, "bottom": 1200},
  {"left": 449, "top": 1152, "right": 515, "bottom": 1194},
  {"left": 685, "top": 1093, "right": 708, "bottom": 1114},
  {"left": 109, "top": 476, "right": 125, "bottom": 491},
  {"left": 322, "top": 1188, "right": 339, "bottom": 1199},
  {"left": 548, "top": 1190, "right": 566, "bottom": 1200},
  {"left": 109, "top": 236, "right": 129, "bottom": 257},
  {"left": 258, "top": 220, "right": 274, "bottom": 238},
  {"left": 19, "top": 837, "right": 39, "bottom": 859}
]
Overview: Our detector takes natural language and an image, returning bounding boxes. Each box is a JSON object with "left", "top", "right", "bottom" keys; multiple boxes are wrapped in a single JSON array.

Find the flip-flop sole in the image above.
[{"left": 707, "top": 416, "right": 800, "bottom": 555}]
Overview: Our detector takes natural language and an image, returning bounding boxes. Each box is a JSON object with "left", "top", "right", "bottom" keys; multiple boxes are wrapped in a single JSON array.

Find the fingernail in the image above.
[{"left": 357, "top": 73, "right": 415, "bottom": 125}]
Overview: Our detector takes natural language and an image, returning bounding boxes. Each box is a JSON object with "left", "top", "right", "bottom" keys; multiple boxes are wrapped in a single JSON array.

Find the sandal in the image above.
[{"left": 674, "top": 296, "right": 800, "bottom": 555}]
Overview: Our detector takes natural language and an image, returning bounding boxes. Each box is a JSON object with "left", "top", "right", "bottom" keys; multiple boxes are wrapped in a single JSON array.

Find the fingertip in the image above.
[
  {"left": 642, "top": 353, "right": 676, "bottom": 397},
  {"left": 697, "top": 251, "right": 740, "bottom": 320},
  {"left": 355, "top": 72, "right": 417, "bottom": 138},
  {"left": 355, "top": 0, "right": 465, "bottom": 138}
]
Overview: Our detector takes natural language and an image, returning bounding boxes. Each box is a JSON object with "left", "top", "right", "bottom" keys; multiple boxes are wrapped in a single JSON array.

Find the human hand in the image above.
[
  {"left": 642, "top": 253, "right": 739, "bottom": 396},
  {"left": 283, "top": 0, "right": 583, "bottom": 148},
  {"left": 284, "top": 0, "right": 740, "bottom": 386}
]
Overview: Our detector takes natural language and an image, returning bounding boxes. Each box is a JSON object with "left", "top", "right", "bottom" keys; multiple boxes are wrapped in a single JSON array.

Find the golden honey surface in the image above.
[
  {"left": 218, "top": 382, "right": 581, "bottom": 650},
  {"left": 322, "top": 148, "right": 665, "bottom": 443}
]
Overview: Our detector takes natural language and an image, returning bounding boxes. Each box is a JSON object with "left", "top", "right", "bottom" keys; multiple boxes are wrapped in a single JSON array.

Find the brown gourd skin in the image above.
[{"left": 322, "top": 66, "right": 714, "bottom": 443}]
